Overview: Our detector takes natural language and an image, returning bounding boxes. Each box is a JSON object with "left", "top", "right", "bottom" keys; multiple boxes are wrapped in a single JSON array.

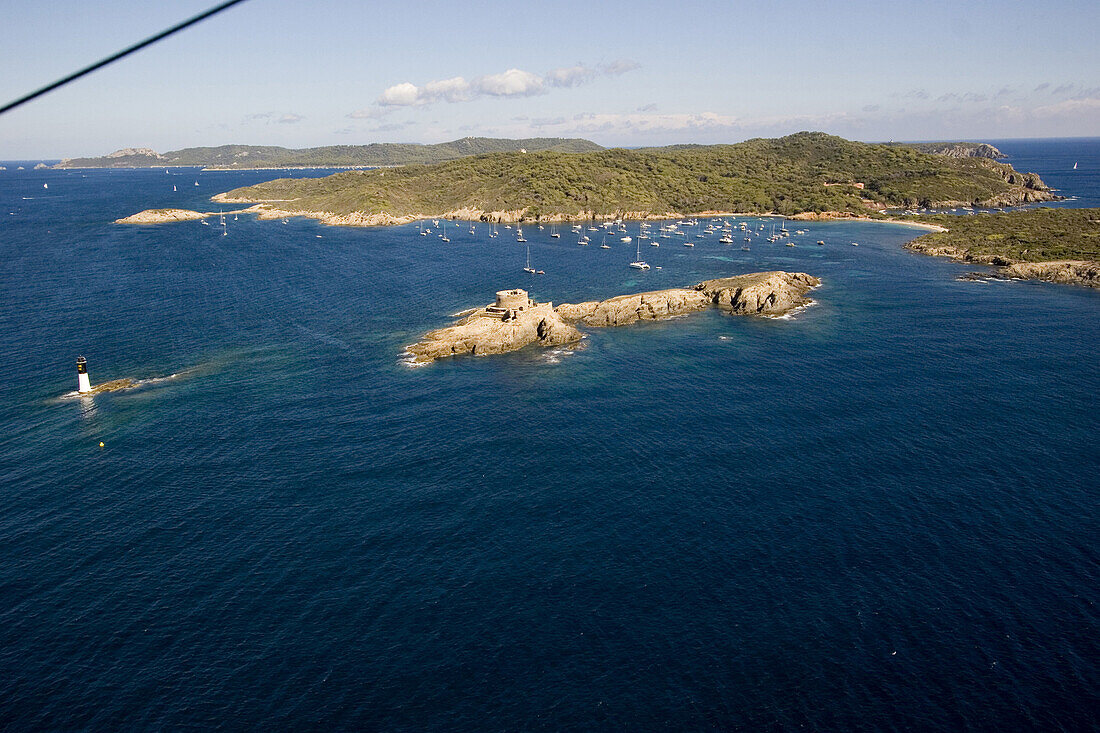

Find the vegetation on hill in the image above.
[
  {"left": 907, "top": 208, "right": 1100, "bottom": 262},
  {"left": 217, "top": 132, "right": 1053, "bottom": 219},
  {"left": 55, "top": 137, "right": 603, "bottom": 169}
]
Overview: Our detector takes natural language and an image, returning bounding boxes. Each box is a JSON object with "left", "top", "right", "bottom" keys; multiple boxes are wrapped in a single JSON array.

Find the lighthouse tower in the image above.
[{"left": 76, "top": 356, "right": 91, "bottom": 394}]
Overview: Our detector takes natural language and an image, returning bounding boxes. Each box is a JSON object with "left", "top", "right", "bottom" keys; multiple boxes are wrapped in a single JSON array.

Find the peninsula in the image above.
[
  {"left": 196, "top": 133, "right": 1053, "bottom": 228},
  {"left": 403, "top": 271, "right": 820, "bottom": 365},
  {"left": 905, "top": 207, "right": 1100, "bottom": 288},
  {"left": 55, "top": 137, "right": 602, "bottom": 170}
]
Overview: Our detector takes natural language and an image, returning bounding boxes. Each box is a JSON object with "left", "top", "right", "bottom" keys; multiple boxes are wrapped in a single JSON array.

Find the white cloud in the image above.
[
  {"left": 245, "top": 111, "right": 305, "bottom": 125},
  {"left": 545, "top": 64, "right": 599, "bottom": 88},
  {"left": 360, "top": 60, "right": 639, "bottom": 115},
  {"left": 1030, "top": 97, "right": 1100, "bottom": 117},
  {"left": 600, "top": 59, "right": 640, "bottom": 76},
  {"left": 423, "top": 76, "right": 471, "bottom": 103},
  {"left": 378, "top": 82, "right": 423, "bottom": 106},
  {"left": 474, "top": 68, "right": 543, "bottom": 97}
]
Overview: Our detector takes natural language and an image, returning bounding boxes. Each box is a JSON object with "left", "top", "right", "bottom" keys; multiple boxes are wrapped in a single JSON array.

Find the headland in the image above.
[{"left": 905, "top": 207, "right": 1100, "bottom": 288}]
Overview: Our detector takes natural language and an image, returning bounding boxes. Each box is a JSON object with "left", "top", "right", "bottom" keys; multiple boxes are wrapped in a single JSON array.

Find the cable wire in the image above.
[{"left": 0, "top": 0, "right": 251, "bottom": 117}]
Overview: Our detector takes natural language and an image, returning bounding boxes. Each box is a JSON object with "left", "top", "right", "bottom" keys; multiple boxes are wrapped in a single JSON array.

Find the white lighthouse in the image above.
[{"left": 76, "top": 356, "right": 91, "bottom": 394}]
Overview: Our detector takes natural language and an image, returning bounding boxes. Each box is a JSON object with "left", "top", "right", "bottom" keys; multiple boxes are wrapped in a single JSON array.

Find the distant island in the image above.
[
  {"left": 906, "top": 207, "right": 1100, "bottom": 287},
  {"left": 53, "top": 137, "right": 603, "bottom": 170},
  {"left": 192, "top": 133, "right": 1053, "bottom": 226},
  {"left": 404, "top": 272, "right": 820, "bottom": 365}
]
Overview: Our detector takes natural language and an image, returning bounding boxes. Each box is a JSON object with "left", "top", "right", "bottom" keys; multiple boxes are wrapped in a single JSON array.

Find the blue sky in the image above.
[{"left": 1, "top": 0, "right": 1098, "bottom": 157}]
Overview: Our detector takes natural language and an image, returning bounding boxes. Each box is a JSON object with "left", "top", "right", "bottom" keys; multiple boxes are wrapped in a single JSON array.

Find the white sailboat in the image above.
[
  {"left": 629, "top": 238, "right": 650, "bottom": 269},
  {"left": 1074, "top": 162, "right": 1078, "bottom": 170},
  {"left": 550, "top": 225, "right": 560, "bottom": 238},
  {"left": 524, "top": 245, "right": 536, "bottom": 273},
  {"left": 440, "top": 221, "right": 450, "bottom": 242}
]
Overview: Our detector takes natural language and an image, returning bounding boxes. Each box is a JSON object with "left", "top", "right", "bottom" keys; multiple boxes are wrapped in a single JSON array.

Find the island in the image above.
[
  {"left": 55, "top": 137, "right": 602, "bottom": 170},
  {"left": 403, "top": 271, "right": 820, "bottom": 365},
  {"left": 195, "top": 133, "right": 1054, "bottom": 227},
  {"left": 905, "top": 207, "right": 1100, "bottom": 288}
]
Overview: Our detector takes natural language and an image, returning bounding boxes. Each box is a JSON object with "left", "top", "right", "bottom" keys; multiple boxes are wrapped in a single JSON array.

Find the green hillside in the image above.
[
  {"left": 908, "top": 208, "right": 1100, "bottom": 262},
  {"left": 55, "top": 137, "right": 603, "bottom": 169},
  {"left": 218, "top": 132, "right": 1054, "bottom": 219}
]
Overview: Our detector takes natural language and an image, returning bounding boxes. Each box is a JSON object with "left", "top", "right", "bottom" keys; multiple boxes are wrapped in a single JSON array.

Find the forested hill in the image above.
[
  {"left": 217, "top": 132, "right": 1055, "bottom": 218},
  {"left": 54, "top": 137, "right": 603, "bottom": 169}
]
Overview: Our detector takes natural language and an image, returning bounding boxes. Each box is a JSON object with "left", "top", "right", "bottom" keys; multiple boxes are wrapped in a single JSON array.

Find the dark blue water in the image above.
[{"left": 1, "top": 145, "right": 1098, "bottom": 730}]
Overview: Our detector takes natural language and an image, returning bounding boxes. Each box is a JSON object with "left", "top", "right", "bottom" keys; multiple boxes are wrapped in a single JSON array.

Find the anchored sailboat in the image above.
[{"left": 629, "top": 238, "right": 650, "bottom": 270}]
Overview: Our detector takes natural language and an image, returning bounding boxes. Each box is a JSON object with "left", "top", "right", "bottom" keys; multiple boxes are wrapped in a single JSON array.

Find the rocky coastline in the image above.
[
  {"left": 403, "top": 272, "right": 821, "bottom": 365},
  {"left": 907, "top": 239, "right": 1100, "bottom": 288}
]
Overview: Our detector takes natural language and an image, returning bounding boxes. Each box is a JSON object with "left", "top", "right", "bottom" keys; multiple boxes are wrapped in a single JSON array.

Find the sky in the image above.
[{"left": 1, "top": 0, "right": 1098, "bottom": 158}]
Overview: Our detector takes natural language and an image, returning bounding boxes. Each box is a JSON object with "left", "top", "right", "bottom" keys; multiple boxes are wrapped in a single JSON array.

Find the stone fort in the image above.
[{"left": 485, "top": 289, "right": 539, "bottom": 320}]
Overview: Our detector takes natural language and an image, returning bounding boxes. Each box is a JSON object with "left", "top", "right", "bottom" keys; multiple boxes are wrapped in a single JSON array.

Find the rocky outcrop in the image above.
[
  {"left": 907, "top": 241, "right": 1100, "bottom": 288},
  {"left": 556, "top": 272, "right": 821, "bottom": 328},
  {"left": 989, "top": 260, "right": 1100, "bottom": 288},
  {"left": 115, "top": 207, "right": 257, "bottom": 224},
  {"left": 405, "top": 271, "right": 821, "bottom": 365},
  {"left": 909, "top": 142, "right": 1007, "bottom": 159},
  {"left": 698, "top": 272, "right": 822, "bottom": 314},
  {"left": 403, "top": 301, "right": 582, "bottom": 365},
  {"left": 82, "top": 378, "right": 139, "bottom": 395},
  {"left": 115, "top": 208, "right": 209, "bottom": 223},
  {"left": 107, "top": 147, "right": 163, "bottom": 159},
  {"left": 559, "top": 289, "right": 711, "bottom": 326}
]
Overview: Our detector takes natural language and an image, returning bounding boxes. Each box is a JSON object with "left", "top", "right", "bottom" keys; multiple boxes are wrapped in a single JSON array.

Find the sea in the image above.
[{"left": 1, "top": 139, "right": 1097, "bottom": 731}]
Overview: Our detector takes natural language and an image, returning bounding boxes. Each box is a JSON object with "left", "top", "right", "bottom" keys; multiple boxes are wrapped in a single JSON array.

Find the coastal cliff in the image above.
[{"left": 404, "top": 272, "right": 820, "bottom": 365}]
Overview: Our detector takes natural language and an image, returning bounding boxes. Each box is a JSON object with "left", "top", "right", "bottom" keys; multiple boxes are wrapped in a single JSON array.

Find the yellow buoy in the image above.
[{"left": 99, "top": 442, "right": 105, "bottom": 448}]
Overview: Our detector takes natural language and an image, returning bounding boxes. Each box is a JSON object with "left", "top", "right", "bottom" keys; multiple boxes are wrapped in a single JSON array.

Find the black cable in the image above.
[{"left": 0, "top": 0, "right": 251, "bottom": 117}]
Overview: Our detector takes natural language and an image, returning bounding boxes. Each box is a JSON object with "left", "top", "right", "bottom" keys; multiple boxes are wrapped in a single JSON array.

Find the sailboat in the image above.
[
  {"left": 550, "top": 225, "right": 560, "bottom": 238},
  {"left": 220, "top": 211, "right": 227, "bottom": 236},
  {"left": 1074, "top": 162, "right": 1078, "bottom": 170},
  {"left": 173, "top": 185, "right": 177, "bottom": 192},
  {"left": 600, "top": 233, "right": 611, "bottom": 249},
  {"left": 43, "top": 183, "right": 48, "bottom": 190},
  {"left": 524, "top": 245, "right": 536, "bottom": 274},
  {"left": 516, "top": 227, "right": 527, "bottom": 243},
  {"left": 440, "top": 221, "right": 450, "bottom": 242},
  {"left": 629, "top": 238, "right": 650, "bottom": 269}
]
